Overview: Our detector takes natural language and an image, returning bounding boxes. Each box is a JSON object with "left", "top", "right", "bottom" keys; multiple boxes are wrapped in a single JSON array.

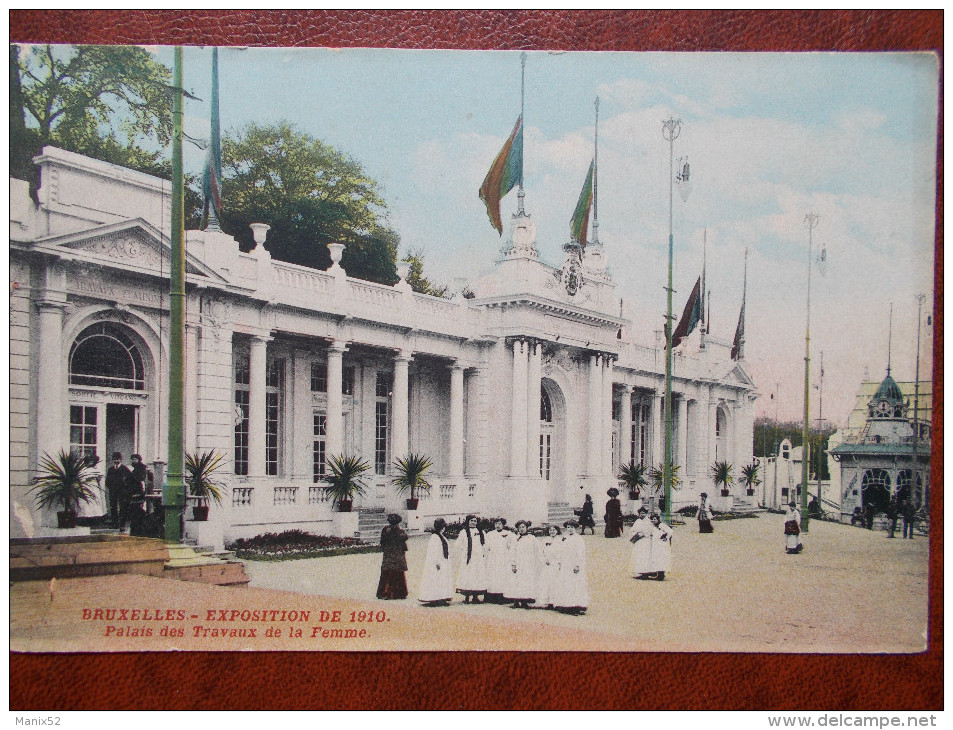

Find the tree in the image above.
[
  {"left": 220, "top": 121, "right": 400, "bottom": 285},
  {"left": 403, "top": 248, "right": 450, "bottom": 298},
  {"left": 13, "top": 44, "right": 173, "bottom": 178}
]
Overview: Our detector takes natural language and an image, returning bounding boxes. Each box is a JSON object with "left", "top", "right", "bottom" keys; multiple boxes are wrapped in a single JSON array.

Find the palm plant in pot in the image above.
[
  {"left": 618, "top": 460, "right": 648, "bottom": 500},
  {"left": 647, "top": 462, "right": 681, "bottom": 511},
  {"left": 740, "top": 462, "right": 761, "bottom": 497},
  {"left": 184, "top": 450, "right": 227, "bottom": 521},
  {"left": 30, "top": 450, "right": 102, "bottom": 528},
  {"left": 392, "top": 453, "right": 433, "bottom": 510},
  {"left": 324, "top": 454, "right": 370, "bottom": 512},
  {"left": 711, "top": 460, "right": 734, "bottom": 497}
]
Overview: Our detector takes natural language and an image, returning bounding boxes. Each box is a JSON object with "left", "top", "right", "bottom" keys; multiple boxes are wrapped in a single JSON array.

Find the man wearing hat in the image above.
[
  {"left": 604, "top": 487, "right": 624, "bottom": 538},
  {"left": 376, "top": 513, "right": 409, "bottom": 599},
  {"left": 105, "top": 451, "right": 134, "bottom": 531}
]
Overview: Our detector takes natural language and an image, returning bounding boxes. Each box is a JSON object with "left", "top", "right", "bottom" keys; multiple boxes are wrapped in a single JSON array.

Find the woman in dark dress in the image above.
[
  {"left": 377, "top": 513, "right": 409, "bottom": 599},
  {"left": 604, "top": 488, "right": 623, "bottom": 538},
  {"left": 579, "top": 494, "right": 596, "bottom": 535}
]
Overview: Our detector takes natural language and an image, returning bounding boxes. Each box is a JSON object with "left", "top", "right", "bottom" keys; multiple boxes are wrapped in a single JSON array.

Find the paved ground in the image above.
[{"left": 11, "top": 512, "right": 929, "bottom": 653}]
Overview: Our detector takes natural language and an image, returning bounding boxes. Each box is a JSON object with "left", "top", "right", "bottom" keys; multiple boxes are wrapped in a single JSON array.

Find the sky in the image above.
[{"left": 146, "top": 47, "right": 939, "bottom": 427}]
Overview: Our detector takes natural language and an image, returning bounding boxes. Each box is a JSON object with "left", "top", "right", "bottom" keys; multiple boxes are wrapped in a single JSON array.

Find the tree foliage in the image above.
[
  {"left": 14, "top": 44, "right": 173, "bottom": 177},
  {"left": 220, "top": 121, "right": 400, "bottom": 285},
  {"left": 403, "top": 248, "right": 450, "bottom": 298}
]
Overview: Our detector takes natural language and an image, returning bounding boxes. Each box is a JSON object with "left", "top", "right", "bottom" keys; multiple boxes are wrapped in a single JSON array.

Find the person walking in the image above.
[
  {"left": 105, "top": 452, "right": 134, "bottom": 532},
  {"left": 578, "top": 494, "right": 596, "bottom": 535},
  {"left": 418, "top": 518, "right": 453, "bottom": 606},
  {"left": 484, "top": 517, "right": 513, "bottom": 604},
  {"left": 376, "top": 513, "right": 409, "bottom": 599},
  {"left": 784, "top": 501, "right": 803, "bottom": 554},
  {"left": 604, "top": 488, "right": 624, "bottom": 538},
  {"left": 901, "top": 489, "right": 918, "bottom": 539},
  {"left": 455, "top": 514, "right": 487, "bottom": 604},
  {"left": 504, "top": 520, "right": 540, "bottom": 609},
  {"left": 697, "top": 492, "right": 714, "bottom": 534}
]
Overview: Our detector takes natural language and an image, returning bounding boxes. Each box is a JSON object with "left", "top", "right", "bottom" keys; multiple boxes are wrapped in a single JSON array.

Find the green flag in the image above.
[{"left": 570, "top": 159, "right": 594, "bottom": 248}]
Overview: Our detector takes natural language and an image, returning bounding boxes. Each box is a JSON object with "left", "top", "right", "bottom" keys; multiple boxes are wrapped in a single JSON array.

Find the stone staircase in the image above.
[
  {"left": 547, "top": 501, "right": 575, "bottom": 526},
  {"left": 730, "top": 495, "right": 759, "bottom": 514},
  {"left": 357, "top": 508, "right": 388, "bottom": 542},
  {"left": 164, "top": 544, "right": 251, "bottom": 587}
]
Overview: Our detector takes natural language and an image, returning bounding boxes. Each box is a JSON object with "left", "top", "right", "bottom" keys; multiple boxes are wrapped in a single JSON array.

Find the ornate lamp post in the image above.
[{"left": 800, "top": 212, "right": 819, "bottom": 532}]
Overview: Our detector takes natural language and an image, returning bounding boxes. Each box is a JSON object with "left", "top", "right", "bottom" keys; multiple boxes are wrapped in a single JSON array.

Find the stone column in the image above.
[
  {"left": 603, "top": 356, "right": 614, "bottom": 476},
  {"left": 247, "top": 335, "right": 270, "bottom": 477},
  {"left": 36, "top": 300, "right": 67, "bottom": 459},
  {"left": 651, "top": 392, "right": 663, "bottom": 469},
  {"left": 325, "top": 340, "right": 347, "bottom": 462},
  {"left": 677, "top": 395, "right": 688, "bottom": 469},
  {"left": 619, "top": 385, "right": 633, "bottom": 470},
  {"left": 392, "top": 350, "right": 411, "bottom": 463},
  {"left": 509, "top": 340, "right": 528, "bottom": 476},
  {"left": 526, "top": 341, "right": 542, "bottom": 476},
  {"left": 587, "top": 354, "right": 601, "bottom": 475},
  {"left": 449, "top": 363, "right": 465, "bottom": 477},
  {"left": 708, "top": 397, "right": 719, "bottom": 465}
]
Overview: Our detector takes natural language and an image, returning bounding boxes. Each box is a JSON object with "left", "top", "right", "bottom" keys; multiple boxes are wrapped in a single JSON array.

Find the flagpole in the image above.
[
  {"left": 801, "top": 212, "right": 819, "bottom": 533},
  {"left": 592, "top": 96, "right": 599, "bottom": 245},
  {"left": 701, "top": 229, "right": 707, "bottom": 345},
  {"left": 205, "top": 46, "right": 222, "bottom": 232},
  {"left": 740, "top": 247, "right": 747, "bottom": 360},
  {"left": 662, "top": 117, "right": 682, "bottom": 524},
  {"left": 164, "top": 46, "right": 186, "bottom": 543},
  {"left": 517, "top": 51, "right": 526, "bottom": 215}
]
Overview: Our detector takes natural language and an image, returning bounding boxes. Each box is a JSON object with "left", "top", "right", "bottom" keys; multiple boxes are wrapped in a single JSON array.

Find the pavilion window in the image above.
[
  {"left": 375, "top": 371, "right": 392, "bottom": 475},
  {"left": 313, "top": 412, "right": 327, "bottom": 482},
  {"left": 69, "top": 405, "right": 98, "bottom": 461},
  {"left": 69, "top": 323, "right": 144, "bottom": 391},
  {"left": 266, "top": 358, "right": 285, "bottom": 476},
  {"left": 310, "top": 361, "right": 327, "bottom": 393},
  {"left": 233, "top": 352, "right": 250, "bottom": 476}
]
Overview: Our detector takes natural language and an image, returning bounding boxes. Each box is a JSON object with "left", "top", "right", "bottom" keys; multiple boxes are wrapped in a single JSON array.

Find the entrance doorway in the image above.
[{"left": 106, "top": 403, "right": 138, "bottom": 461}]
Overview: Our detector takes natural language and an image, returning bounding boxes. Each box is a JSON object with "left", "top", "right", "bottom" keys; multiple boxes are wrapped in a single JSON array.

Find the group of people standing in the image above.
[
  {"left": 104, "top": 451, "right": 152, "bottom": 533},
  {"left": 378, "top": 514, "right": 591, "bottom": 614},
  {"left": 628, "top": 507, "right": 674, "bottom": 580}
]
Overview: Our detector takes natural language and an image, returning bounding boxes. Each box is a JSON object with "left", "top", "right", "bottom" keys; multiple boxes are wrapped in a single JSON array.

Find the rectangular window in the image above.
[
  {"left": 234, "top": 353, "right": 250, "bottom": 476},
  {"left": 375, "top": 402, "right": 389, "bottom": 475},
  {"left": 632, "top": 402, "right": 649, "bottom": 466},
  {"left": 265, "top": 358, "right": 285, "bottom": 476},
  {"left": 310, "top": 361, "right": 327, "bottom": 392},
  {"left": 69, "top": 405, "right": 98, "bottom": 459},
  {"left": 342, "top": 365, "right": 355, "bottom": 395},
  {"left": 313, "top": 413, "right": 327, "bottom": 482},
  {"left": 540, "top": 433, "right": 551, "bottom": 480},
  {"left": 376, "top": 370, "right": 392, "bottom": 398}
]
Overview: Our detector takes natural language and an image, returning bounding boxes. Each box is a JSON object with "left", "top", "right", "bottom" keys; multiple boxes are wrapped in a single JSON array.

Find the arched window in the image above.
[
  {"left": 69, "top": 323, "right": 145, "bottom": 390},
  {"left": 540, "top": 389, "right": 553, "bottom": 423},
  {"left": 862, "top": 468, "right": 891, "bottom": 511}
]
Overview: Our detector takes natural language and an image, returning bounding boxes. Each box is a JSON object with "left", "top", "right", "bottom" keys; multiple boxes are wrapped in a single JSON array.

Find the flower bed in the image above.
[{"left": 227, "top": 530, "right": 379, "bottom": 561}]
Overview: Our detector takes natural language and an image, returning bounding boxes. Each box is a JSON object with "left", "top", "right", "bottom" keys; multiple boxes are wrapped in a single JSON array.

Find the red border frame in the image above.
[{"left": 9, "top": 10, "right": 943, "bottom": 710}]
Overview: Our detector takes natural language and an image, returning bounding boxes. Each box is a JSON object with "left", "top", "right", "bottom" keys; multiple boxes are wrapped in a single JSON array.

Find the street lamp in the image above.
[
  {"left": 800, "top": 212, "right": 819, "bottom": 532},
  {"left": 661, "top": 116, "right": 686, "bottom": 523}
]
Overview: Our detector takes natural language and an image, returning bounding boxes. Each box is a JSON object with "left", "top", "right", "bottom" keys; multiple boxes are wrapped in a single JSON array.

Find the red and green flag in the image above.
[
  {"left": 672, "top": 276, "right": 702, "bottom": 347},
  {"left": 479, "top": 115, "right": 523, "bottom": 235},
  {"left": 570, "top": 159, "right": 595, "bottom": 248}
]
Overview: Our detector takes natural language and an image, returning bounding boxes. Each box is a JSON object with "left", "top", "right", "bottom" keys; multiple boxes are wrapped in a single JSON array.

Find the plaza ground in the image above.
[{"left": 10, "top": 512, "right": 929, "bottom": 653}]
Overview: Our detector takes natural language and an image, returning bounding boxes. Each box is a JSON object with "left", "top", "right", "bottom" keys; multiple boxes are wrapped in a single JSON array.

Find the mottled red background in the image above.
[{"left": 9, "top": 9, "right": 943, "bottom": 711}]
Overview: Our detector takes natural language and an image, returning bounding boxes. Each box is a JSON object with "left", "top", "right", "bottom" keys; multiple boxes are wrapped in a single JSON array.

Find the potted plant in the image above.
[
  {"left": 618, "top": 460, "right": 648, "bottom": 500},
  {"left": 711, "top": 460, "right": 733, "bottom": 497},
  {"left": 741, "top": 462, "right": 761, "bottom": 497},
  {"left": 30, "top": 450, "right": 102, "bottom": 528},
  {"left": 647, "top": 462, "right": 681, "bottom": 510},
  {"left": 392, "top": 453, "right": 433, "bottom": 510},
  {"left": 185, "top": 450, "right": 227, "bottom": 521},
  {"left": 325, "top": 454, "right": 370, "bottom": 512}
]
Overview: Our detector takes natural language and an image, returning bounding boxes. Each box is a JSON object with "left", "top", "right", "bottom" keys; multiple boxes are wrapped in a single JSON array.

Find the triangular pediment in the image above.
[
  {"left": 719, "top": 362, "right": 756, "bottom": 389},
  {"left": 32, "top": 218, "right": 229, "bottom": 284}
]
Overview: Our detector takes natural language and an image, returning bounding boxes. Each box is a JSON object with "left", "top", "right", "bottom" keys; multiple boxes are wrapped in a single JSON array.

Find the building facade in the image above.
[{"left": 10, "top": 148, "right": 757, "bottom": 543}]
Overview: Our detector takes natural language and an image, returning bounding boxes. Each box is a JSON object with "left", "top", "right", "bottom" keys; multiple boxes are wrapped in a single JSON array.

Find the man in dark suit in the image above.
[{"left": 105, "top": 451, "right": 133, "bottom": 531}]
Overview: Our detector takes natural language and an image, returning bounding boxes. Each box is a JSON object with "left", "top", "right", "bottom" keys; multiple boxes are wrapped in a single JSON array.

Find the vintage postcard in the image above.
[{"left": 9, "top": 44, "right": 937, "bottom": 656}]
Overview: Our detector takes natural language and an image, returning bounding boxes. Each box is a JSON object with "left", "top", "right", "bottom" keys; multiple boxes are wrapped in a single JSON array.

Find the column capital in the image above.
[
  {"left": 394, "top": 348, "right": 413, "bottom": 363},
  {"left": 34, "top": 298, "right": 67, "bottom": 313},
  {"left": 620, "top": 383, "right": 633, "bottom": 395},
  {"left": 249, "top": 332, "right": 273, "bottom": 345},
  {"left": 328, "top": 339, "right": 348, "bottom": 354}
]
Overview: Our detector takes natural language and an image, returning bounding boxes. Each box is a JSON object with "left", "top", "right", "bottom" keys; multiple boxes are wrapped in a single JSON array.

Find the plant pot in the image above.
[
  {"left": 192, "top": 505, "right": 209, "bottom": 522},
  {"left": 338, "top": 500, "right": 353, "bottom": 513},
  {"left": 721, "top": 489, "right": 730, "bottom": 497},
  {"left": 405, "top": 498, "right": 419, "bottom": 510},
  {"left": 57, "top": 509, "right": 78, "bottom": 528},
  {"left": 629, "top": 491, "right": 639, "bottom": 500},
  {"left": 747, "top": 489, "right": 755, "bottom": 496}
]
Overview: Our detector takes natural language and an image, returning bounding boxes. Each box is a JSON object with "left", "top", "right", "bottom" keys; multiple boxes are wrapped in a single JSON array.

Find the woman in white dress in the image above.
[
  {"left": 552, "top": 520, "right": 590, "bottom": 615},
  {"left": 454, "top": 514, "right": 487, "bottom": 603},
  {"left": 418, "top": 518, "right": 454, "bottom": 606},
  {"left": 504, "top": 520, "right": 540, "bottom": 609},
  {"left": 629, "top": 506, "right": 657, "bottom": 579},
  {"left": 648, "top": 512, "right": 673, "bottom": 581},
  {"left": 483, "top": 517, "right": 513, "bottom": 604},
  {"left": 536, "top": 524, "right": 561, "bottom": 609}
]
